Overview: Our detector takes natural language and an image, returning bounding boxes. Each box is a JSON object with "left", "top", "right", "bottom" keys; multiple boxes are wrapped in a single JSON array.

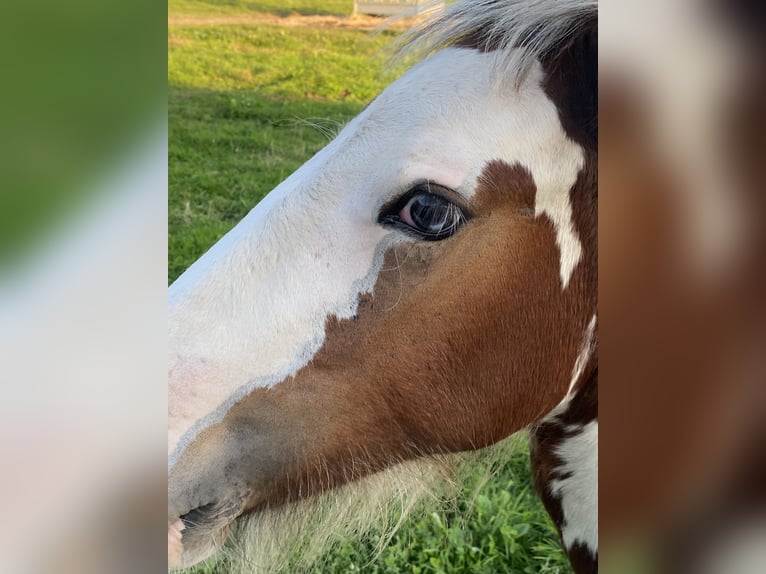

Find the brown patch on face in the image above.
[{"left": 170, "top": 159, "right": 597, "bottom": 536}]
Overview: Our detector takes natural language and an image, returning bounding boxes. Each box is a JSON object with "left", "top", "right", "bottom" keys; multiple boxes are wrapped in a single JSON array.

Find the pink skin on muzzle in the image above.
[{"left": 168, "top": 519, "right": 185, "bottom": 569}]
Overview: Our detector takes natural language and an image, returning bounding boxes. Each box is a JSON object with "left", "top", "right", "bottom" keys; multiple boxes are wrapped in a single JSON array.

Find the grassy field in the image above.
[
  {"left": 170, "top": 0, "right": 353, "bottom": 17},
  {"left": 169, "top": 1, "right": 572, "bottom": 571}
]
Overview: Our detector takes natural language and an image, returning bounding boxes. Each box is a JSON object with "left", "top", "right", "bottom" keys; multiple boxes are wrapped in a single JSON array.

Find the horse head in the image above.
[{"left": 168, "top": 1, "right": 597, "bottom": 570}]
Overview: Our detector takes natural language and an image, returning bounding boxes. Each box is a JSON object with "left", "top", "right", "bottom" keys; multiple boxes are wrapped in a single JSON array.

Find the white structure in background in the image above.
[{"left": 353, "top": 0, "right": 443, "bottom": 17}]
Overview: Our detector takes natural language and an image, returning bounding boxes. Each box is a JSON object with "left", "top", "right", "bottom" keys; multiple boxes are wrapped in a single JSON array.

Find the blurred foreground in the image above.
[
  {"left": 0, "top": 1, "right": 166, "bottom": 572},
  {"left": 600, "top": 0, "right": 766, "bottom": 571}
]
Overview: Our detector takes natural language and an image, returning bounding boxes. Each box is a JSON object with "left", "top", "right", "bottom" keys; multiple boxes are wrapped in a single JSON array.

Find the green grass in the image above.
[
  {"left": 169, "top": 10, "right": 398, "bottom": 281},
  {"left": 297, "top": 438, "right": 571, "bottom": 574},
  {"left": 170, "top": 0, "right": 354, "bottom": 17},
  {"left": 169, "top": 25, "right": 396, "bottom": 95},
  {"left": 169, "top": 1, "right": 572, "bottom": 571}
]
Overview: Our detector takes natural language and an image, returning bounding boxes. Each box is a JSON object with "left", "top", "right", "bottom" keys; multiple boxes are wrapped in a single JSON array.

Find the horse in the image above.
[{"left": 168, "top": 0, "right": 598, "bottom": 572}]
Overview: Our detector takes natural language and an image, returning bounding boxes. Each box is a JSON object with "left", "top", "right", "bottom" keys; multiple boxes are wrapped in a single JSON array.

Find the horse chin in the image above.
[
  {"left": 172, "top": 522, "right": 231, "bottom": 570},
  {"left": 168, "top": 510, "right": 236, "bottom": 570}
]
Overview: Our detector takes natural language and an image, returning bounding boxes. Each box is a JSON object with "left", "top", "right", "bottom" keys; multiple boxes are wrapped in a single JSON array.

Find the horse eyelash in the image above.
[{"left": 378, "top": 185, "right": 470, "bottom": 240}]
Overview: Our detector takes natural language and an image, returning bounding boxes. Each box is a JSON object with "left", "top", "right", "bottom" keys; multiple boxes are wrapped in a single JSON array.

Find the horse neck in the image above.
[{"left": 530, "top": 366, "right": 598, "bottom": 574}]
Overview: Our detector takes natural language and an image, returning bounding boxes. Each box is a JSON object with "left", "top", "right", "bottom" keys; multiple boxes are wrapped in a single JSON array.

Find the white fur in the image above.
[
  {"left": 535, "top": 172, "right": 584, "bottom": 288},
  {"left": 549, "top": 421, "right": 599, "bottom": 554},
  {"left": 168, "top": 46, "right": 584, "bottom": 469}
]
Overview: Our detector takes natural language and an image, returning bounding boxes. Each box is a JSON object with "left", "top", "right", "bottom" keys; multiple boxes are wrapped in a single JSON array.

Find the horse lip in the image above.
[
  {"left": 169, "top": 500, "right": 244, "bottom": 567},
  {"left": 167, "top": 503, "right": 237, "bottom": 570}
]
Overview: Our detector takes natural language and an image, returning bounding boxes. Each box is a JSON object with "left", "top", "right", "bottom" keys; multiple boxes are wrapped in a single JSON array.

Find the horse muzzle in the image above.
[
  {"left": 168, "top": 403, "right": 312, "bottom": 569},
  {"left": 168, "top": 498, "right": 243, "bottom": 569}
]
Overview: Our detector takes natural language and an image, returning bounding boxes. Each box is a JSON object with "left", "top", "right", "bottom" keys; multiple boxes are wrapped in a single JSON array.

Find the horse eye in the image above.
[
  {"left": 401, "top": 194, "right": 456, "bottom": 235},
  {"left": 378, "top": 185, "right": 468, "bottom": 241}
]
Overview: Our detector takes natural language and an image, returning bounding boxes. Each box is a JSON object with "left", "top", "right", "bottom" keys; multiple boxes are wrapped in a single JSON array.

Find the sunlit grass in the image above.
[
  {"left": 169, "top": 0, "right": 354, "bottom": 18},
  {"left": 298, "top": 437, "right": 572, "bottom": 574},
  {"left": 169, "top": 24, "right": 396, "bottom": 96}
]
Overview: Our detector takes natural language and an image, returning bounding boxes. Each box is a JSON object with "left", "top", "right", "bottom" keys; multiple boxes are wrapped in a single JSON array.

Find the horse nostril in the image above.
[
  {"left": 179, "top": 502, "right": 218, "bottom": 529},
  {"left": 178, "top": 498, "right": 244, "bottom": 532}
]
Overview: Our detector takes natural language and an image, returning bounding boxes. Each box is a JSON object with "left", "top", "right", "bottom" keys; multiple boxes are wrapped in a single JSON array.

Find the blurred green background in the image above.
[{"left": 0, "top": 0, "right": 165, "bottom": 274}]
